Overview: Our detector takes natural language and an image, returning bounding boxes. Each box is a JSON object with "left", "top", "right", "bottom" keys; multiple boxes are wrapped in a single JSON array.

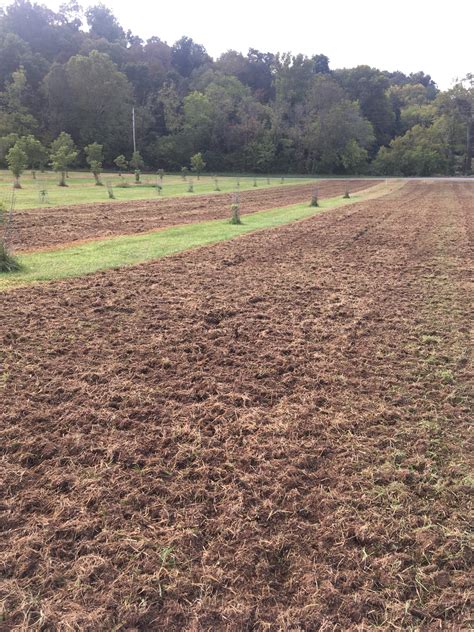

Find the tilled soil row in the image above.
[
  {"left": 1, "top": 182, "right": 472, "bottom": 630},
  {"left": 10, "top": 179, "right": 374, "bottom": 251}
]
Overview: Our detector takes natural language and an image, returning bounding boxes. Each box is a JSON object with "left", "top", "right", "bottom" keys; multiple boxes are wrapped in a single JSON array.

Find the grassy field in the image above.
[
  {"left": 0, "top": 182, "right": 396, "bottom": 289},
  {"left": 0, "top": 170, "right": 316, "bottom": 210}
]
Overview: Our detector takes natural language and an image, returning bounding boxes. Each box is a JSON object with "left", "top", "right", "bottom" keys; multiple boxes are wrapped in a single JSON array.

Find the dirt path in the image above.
[
  {"left": 1, "top": 182, "right": 472, "bottom": 630},
  {"left": 11, "top": 179, "right": 374, "bottom": 251}
]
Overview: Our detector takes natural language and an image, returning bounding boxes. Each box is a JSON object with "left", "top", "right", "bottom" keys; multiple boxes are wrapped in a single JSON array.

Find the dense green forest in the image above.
[{"left": 0, "top": 0, "right": 472, "bottom": 176}]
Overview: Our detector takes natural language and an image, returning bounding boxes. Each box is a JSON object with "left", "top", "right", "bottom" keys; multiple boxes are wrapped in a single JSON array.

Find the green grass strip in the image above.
[
  {"left": 0, "top": 187, "right": 387, "bottom": 290},
  {"left": 0, "top": 172, "right": 316, "bottom": 210}
]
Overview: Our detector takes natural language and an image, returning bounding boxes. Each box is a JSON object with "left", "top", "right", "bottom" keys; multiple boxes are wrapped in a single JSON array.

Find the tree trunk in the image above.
[
  {"left": 59, "top": 171, "right": 67, "bottom": 186},
  {"left": 13, "top": 176, "right": 21, "bottom": 189}
]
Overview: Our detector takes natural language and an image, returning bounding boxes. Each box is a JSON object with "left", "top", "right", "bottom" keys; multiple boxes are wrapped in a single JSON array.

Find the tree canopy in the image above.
[{"left": 0, "top": 1, "right": 471, "bottom": 175}]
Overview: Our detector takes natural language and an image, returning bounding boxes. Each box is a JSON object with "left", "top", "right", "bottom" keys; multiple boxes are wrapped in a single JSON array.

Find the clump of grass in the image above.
[
  {"left": 421, "top": 334, "right": 441, "bottom": 344},
  {"left": 0, "top": 242, "right": 21, "bottom": 272},
  {"left": 0, "top": 198, "right": 22, "bottom": 273},
  {"left": 436, "top": 369, "right": 455, "bottom": 384},
  {"left": 159, "top": 546, "right": 176, "bottom": 568}
]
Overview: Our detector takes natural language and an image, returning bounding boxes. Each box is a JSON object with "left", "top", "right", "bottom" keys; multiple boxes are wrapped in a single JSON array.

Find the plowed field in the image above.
[
  {"left": 11, "top": 179, "right": 374, "bottom": 251},
  {"left": 1, "top": 182, "right": 472, "bottom": 630}
]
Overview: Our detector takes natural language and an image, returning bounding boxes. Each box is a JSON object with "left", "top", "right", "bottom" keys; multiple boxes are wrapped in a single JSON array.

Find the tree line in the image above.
[{"left": 0, "top": 1, "right": 472, "bottom": 177}]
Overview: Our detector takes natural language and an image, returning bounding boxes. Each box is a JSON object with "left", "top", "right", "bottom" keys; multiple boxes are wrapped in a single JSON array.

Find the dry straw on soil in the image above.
[{"left": 1, "top": 182, "right": 472, "bottom": 630}]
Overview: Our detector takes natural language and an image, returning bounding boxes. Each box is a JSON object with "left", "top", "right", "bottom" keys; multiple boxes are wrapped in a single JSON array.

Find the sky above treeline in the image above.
[{"left": 23, "top": 0, "right": 473, "bottom": 90}]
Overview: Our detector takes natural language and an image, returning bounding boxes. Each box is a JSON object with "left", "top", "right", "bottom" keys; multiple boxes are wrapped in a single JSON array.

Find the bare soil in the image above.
[
  {"left": 11, "top": 180, "right": 374, "bottom": 252},
  {"left": 1, "top": 182, "right": 472, "bottom": 630}
]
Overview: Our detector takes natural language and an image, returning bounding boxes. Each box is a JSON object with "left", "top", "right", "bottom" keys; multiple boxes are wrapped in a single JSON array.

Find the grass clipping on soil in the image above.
[{"left": 1, "top": 182, "right": 472, "bottom": 629}]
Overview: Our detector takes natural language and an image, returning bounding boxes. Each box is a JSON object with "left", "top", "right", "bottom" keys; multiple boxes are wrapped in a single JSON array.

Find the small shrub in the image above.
[
  {"left": 156, "top": 184, "right": 162, "bottom": 195},
  {"left": 343, "top": 189, "right": 350, "bottom": 199},
  {"left": 310, "top": 190, "right": 319, "bottom": 207},
  {"left": 214, "top": 178, "right": 220, "bottom": 191},
  {"left": 253, "top": 178, "right": 258, "bottom": 187},
  {"left": 266, "top": 177, "right": 270, "bottom": 185},
  {"left": 134, "top": 169, "right": 141, "bottom": 184},
  {"left": 187, "top": 181, "right": 194, "bottom": 193},
  {"left": 157, "top": 169, "right": 165, "bottom": 182},
  {"left": 181, "top": 166, "right": 189, "bottom": 180},
  {"left": 280, "top": 177, "right": 285, "bottom": 184}
]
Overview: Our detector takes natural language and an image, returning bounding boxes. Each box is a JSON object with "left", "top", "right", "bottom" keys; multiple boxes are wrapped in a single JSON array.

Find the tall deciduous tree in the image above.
[
  {"left": 334, "top": 66, "right": 395, "bottom": 147},
  {"left": 373, "top": 123, "right": 448, "bottom": 176},
  {"left": 0, "top": 67, "right": 38, "bottom": 136},
  {"left": 85, "top": 4, "right": 125, "bottom": 42},
  {"left": 171, "top": 36, "right": 211, "bottom": 78},
  {"left": 43, "top": 50, "right": 133, "bottom": 158},
  {"left": 446, "top": 75, "right": 474, "bottom": 174}
]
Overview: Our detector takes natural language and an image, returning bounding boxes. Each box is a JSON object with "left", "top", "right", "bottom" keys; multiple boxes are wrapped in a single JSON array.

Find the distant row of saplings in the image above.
[{"left": 2, "top": 132, "right": 213, "bottom": 190}]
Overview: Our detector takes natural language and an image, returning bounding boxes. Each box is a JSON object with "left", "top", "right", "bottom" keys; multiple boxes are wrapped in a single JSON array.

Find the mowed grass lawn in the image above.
[
  {"left": 0, "top": 181, "right": 398, "bottom": 290},
  {"left": 0, "top": 170, "right": 316, "bottom": 210}
]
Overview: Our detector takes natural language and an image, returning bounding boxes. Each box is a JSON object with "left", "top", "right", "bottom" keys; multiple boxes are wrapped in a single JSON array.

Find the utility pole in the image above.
[{"left": 132, "top": 106, "right": 137, "bottom": 154}]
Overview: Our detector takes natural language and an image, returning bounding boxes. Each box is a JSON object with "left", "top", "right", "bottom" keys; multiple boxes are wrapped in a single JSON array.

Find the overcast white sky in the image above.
[{"left": 15, "top": 0, "right": 474, "bottom": 89}]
